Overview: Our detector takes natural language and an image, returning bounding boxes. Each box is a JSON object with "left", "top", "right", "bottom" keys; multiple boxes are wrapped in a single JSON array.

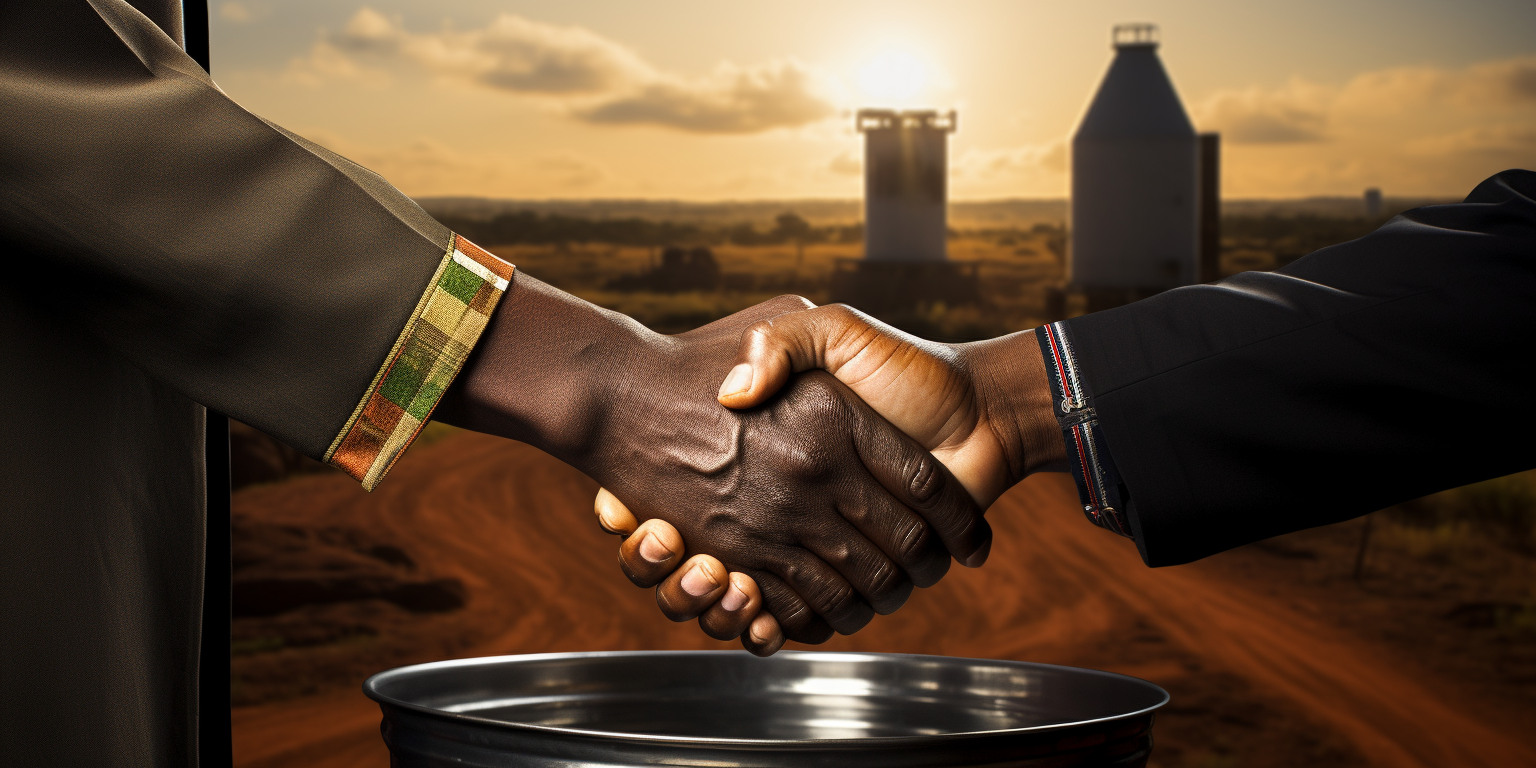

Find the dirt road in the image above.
[{"left": 231, "top": 433, "right": 1536, "bottom": 767}]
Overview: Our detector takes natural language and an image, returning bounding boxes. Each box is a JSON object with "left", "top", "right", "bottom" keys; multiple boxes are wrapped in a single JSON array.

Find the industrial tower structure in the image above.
[
  {"left": 1057, "top": 23, "right": 1220, "bottom": 316},
  {"left": 859, "top": 109, "right": 956, "bottom": 262},
  {"left": 831, "top": 108, "right": 979, "bottom": 314}
]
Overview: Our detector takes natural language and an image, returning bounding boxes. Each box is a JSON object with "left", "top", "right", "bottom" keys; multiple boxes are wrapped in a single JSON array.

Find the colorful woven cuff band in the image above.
[
  {"left": 1036, "top": 321, "right": 1133, "bottom": 538},
  {"left": 324, "top": 234, "right": 515, "bottom": 490}
]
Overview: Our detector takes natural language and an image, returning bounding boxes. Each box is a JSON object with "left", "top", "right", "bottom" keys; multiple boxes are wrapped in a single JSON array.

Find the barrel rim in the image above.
[{"left": 362, "top": 650, "right": 1170, "bottom": 748}]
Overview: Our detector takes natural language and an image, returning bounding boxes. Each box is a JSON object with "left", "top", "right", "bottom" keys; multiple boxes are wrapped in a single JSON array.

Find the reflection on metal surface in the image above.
[
  {"left": 786, "top": 677, "right": 876, "bottom": 697},
  {"left": 365, "top": 650, "right": 1169, "bottom": 767}
]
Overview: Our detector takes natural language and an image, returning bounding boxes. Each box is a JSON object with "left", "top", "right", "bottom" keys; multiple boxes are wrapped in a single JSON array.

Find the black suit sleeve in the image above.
[
  {"left": 1063, "top": 169, "right": 1536, "bottom": 567},
  {"left": 0, "top": 0, "right": 451, "bottom": 460}
]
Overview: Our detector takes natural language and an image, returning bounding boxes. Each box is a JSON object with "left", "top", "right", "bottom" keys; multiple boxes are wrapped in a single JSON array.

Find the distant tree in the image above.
[{"left": 773, "top": 212, "right": 815, "bottom": 269}]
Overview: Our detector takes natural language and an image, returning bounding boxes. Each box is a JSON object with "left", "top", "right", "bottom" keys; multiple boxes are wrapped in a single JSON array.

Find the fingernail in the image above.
[
  {"left": 681, "top": 565, "right": 719, "bottom": 597},
  {"left": 718, "top": 363, "right": 753, "bottom": 398},
  {"left": 721, "top": 583, "right": 749, "bottom": 612},
  {"left": 639, "top": 533, "right": 673, "bottom": 563}
]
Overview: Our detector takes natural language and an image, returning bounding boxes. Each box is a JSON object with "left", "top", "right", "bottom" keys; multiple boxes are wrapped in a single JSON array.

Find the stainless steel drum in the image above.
[{"left": 364, "top": 650, "right": 1169, "bottom": 767}]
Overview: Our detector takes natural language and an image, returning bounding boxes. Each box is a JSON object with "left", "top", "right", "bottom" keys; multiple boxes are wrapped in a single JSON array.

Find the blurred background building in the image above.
[
  {"left": 831, "top": 109, "right": 980, "bottom": 314},
  {"left": 1364, "top": 187, "right": 1385, "bottom": 218},
  {"left": 1050, "top": 23, "right": 1221, "bottom": 317}
]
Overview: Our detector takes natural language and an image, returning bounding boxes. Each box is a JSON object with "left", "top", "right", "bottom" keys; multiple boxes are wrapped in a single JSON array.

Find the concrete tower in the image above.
[
  {"left": 859, "top": 109, "right": 957, "bottom": 262},
  {"left": 1071, "top": 24, "right": 1198, "bottom": 292}
]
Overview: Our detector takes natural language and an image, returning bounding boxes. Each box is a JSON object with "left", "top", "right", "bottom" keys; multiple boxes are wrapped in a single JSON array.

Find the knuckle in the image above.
[
  {"left": 865, "top": 558, "right": 904, "bottom": 599},
  {"left": 906, "top": 454, "right": 942, "bottom": 505},
  {"left": 810, "top": 580, "right": 858, "bottom": 618},
  {"left": 772, "top": 599, "right": 814, "bottom": 631},
  {"left": 745, "top": 318, "right": 778, "bottom": 343},
  {"left": 824, "top": 303, "right": 858, "bottom": 322},
  {"left": 768, "top": 294, "right": 814, "bottom": 312},
  {"left": 782, "top": 557, "right": 850, "bottom": 614},
  {"left": 778, "top": 445, "right": 830, "bottom": 482},
  {"left": 896, "top": 518, "right": 933, "bottom": 561}
]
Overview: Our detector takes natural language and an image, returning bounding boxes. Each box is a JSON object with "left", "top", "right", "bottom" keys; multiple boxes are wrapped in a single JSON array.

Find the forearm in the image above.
[
  {"left": 434, "top": 273, "right": 654, "bottom": 467},
  {"left": 1066, "top": 170, "right": 1536, "bottom": 565}
]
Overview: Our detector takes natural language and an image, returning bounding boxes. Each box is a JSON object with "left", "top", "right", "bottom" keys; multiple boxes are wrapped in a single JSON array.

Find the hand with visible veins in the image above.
[
  {"left": 436, "top": 283, "right": 991, "bottom": 650},
  {"left": 594, "top": 301, "right": 1069, "bottom": 654}
]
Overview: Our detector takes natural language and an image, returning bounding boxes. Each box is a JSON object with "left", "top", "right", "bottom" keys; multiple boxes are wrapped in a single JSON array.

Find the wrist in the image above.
[
  {"left": 959, "top": 329, "right": 1068, "bottom": 487},
  {"left": 436, "top": 273, "right": 653, "bottom": 466}
]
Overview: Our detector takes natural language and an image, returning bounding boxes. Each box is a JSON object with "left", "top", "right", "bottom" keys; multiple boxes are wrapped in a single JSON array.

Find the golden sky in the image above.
[{"left": 211, "top": 0, "right": 1536, "bottom": 200}]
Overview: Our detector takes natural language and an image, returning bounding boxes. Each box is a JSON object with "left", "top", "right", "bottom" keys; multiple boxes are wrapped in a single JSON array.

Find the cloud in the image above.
[
  {"left": 1406, "top": 124, "right": 1536, "bottom": 157},
  {"left": 284, "top": 41, "right": 390, "bottom": 87},
  {"left": 327, "top": 8, "right": 646, "bottom": 95},
  {"left": 291, "top": 8, "right": 835, "bottom": 134},
  {"left": 827, "top": 151, "right": 861, "bottom": 176},
  {"left": 1195, "top": 56, "right": 1536, "bottom": 147},
  {"left": 954, "top": 141, "right": 1067, "bottom": 179},
  {"left": 1194, "top": 80, "right": 1331, "bottom": 143},
  {"left": 1336, "top": 56, "right": 1536, "bottom": 115},
  {"left": 573, "top": 61, "right": 835, "bottom": 134},
  {"left": 1196, "top": 55, "right": 1536, "bottom": 196}
]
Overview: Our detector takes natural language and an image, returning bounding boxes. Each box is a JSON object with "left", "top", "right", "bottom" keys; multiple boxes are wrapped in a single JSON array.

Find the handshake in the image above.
[{"left": 435, "top": 284, "right": 1067, "bottom": 656}]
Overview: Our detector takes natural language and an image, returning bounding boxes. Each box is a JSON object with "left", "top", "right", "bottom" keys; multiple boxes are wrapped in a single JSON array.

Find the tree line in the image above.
[{"left": 435, "top": 210, "right": 862, "bottom": 249}]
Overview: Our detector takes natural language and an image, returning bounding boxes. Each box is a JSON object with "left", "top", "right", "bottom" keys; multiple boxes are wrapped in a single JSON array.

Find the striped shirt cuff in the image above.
[
  {"left": 324, "top": 235, "right": 515, "bottom": 490},
  {"left": 1036, "top": 321, "right": 1133, "bottom": 538}
]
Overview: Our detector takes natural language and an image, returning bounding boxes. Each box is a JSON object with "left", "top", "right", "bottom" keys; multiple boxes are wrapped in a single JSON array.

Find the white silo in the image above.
[
  {"left": 859, "top": 109, "right": 957, "bottom": 262},
  {"left": 1071, "top": 24, "right": 1198, "bottom": 291}
]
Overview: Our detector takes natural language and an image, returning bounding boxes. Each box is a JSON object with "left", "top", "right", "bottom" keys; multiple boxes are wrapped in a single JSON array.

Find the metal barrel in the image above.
[{"left": 365, "top": 651, "right": 1168, "bottom": 767}]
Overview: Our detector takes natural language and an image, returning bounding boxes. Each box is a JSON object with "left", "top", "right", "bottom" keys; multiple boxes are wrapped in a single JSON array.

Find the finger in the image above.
[
  {"left": 594, "top": 487, "right": 639, "bottom": 535},
  {"left": 840, "top": 376, "right": 994, "bottom": 568},
  {"left": 655, "top": 554, "right": 730, "bottom": 622},
  {"left": 699, "top": 572, "right": 762, "bottom": 640},
  {"left": 833, "top": 476, "right": 951, "bottom": 589},
  {"left": 617, "top": 518, "right": 686, "bottom": 587},
  {"left": 682, "top": 294, "right": 815, "bottom": 342},
  {"left": 718, "top": 304, "right": 895, "bottom": 410},
  {"left": 747, "top": 569, "right": 834, "bottom": 644},
  {"left": 797, "top": 511, "right": 915, "bottom": 615},
  {"left": 753, "top": 547, "right": 875, "bottom": 636},
  {"left": 741, "top": 612, "right": 786, "bottom": 657}
]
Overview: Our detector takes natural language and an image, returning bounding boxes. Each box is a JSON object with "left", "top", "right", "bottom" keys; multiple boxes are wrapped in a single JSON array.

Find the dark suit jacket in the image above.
[
  {"left": 1, "top": 1, "right": 453, "bottom": 765},
  {"left": 1066, "top": 170, "right": 1536, "bottom": 566}
]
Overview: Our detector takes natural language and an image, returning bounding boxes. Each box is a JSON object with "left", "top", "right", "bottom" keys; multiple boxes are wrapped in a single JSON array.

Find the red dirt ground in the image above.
[{"left": 230, "top": 433, "right": 1536, "bottom": 768}]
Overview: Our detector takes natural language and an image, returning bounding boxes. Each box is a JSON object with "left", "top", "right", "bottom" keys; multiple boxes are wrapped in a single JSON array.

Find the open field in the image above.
[
  {"left": 485, "top": 232, "right": 1065, "bottom": 338},
  {"left": 227, "top": 203, "right": 1529, "bottom": 766},
  {"left": 230, "top": 432, "right": 1536, "bottom": 768}
]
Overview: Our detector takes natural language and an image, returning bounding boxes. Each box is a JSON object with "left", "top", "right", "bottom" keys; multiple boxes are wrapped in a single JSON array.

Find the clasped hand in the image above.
[{"left": 586, "top": 300, "right": 1063, "bottom": 655}]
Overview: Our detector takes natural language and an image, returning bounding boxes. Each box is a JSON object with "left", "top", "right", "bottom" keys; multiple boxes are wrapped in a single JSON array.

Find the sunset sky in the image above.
[{"left": 209, "top": 0, "right": 1536, "bottom": 201}]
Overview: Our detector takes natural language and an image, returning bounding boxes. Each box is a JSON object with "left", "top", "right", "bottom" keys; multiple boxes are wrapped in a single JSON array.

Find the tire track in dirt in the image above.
[{"left": 232, "top": 434, "right": 1536, "bottom": 767}]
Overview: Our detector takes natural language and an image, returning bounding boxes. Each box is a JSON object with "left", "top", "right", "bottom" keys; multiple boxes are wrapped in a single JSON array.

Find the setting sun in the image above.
[{"left": 857, "top": 51, "right": 930, "bottom": 106}]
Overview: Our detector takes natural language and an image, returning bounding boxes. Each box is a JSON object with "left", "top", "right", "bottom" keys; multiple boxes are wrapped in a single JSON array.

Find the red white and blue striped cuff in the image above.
[{"left": 1036, "top": 322, "right": 1133, "bottom": 538}]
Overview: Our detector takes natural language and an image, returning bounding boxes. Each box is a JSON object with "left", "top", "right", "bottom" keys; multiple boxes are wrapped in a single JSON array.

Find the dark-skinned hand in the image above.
[
  {"left": 435, "top": 280, "right": 991, "bottom": 646},
  {"left": 595, "top": 300, "right": 1070, "bottom": 653}
]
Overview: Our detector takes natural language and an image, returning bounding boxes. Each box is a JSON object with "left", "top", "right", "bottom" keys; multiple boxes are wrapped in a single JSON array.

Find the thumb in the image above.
[{"left": 717, "top": 304, "right": 886, "bottom": 410}]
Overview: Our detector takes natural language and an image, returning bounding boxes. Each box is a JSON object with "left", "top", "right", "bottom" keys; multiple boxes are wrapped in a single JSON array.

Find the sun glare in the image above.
[{"left": 857, "top": 51, "right": 929, "bottom": 106}]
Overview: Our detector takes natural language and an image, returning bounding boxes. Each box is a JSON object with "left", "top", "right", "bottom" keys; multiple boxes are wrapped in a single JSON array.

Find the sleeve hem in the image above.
[
  {"left": 323, "top": 234, "right": 515, "bottom": 490},
  {"left": 1036, "top": 322, "right": 1134, "bottom": 539}
]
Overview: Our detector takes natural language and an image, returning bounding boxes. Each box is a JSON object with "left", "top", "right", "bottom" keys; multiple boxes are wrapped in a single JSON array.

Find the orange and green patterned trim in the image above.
[{"left": 324, "top": 234, "right": 515, "bottom": 490}]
